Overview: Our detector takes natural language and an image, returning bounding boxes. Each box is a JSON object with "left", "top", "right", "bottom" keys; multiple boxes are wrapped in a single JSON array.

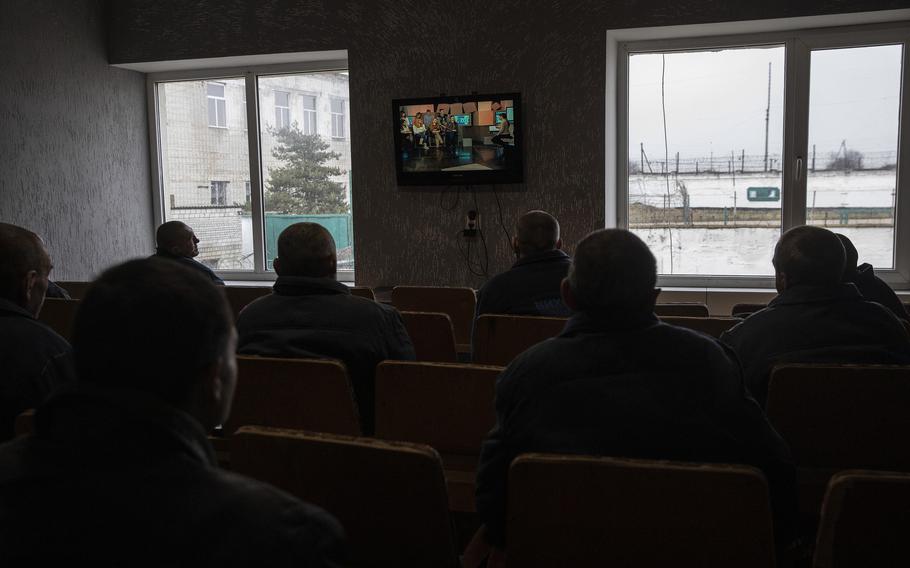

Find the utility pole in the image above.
[
  {"left": 740, "top": 149, "right": 745, "bottom": 173},
  {"left": 764, "top": 61, "right": 771, "bottom": 172},
  {"left": 640, "top": 143, "right": 644, "bottom": 174},
  {"left": 811, "top": 144, "right": 816, "bottom": 172}
]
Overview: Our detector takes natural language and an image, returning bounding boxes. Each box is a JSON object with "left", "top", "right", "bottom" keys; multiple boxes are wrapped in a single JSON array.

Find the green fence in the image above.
[{"left": 265, "top": 214, "right": 353, "bottom": 270}]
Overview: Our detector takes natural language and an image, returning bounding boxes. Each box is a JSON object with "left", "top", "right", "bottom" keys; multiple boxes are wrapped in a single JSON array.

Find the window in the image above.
[
  {"left": 150, "top": 63, "right": 353, "bottom": 279},
  {"left": 302, "top": 95, "right": 317, "bottom": 135},
  {"left": 206, "top": 82, "right": 227, "bottom": 128},
  {"left": 274, "top": 90, "right": 290, "bottom": 130},
  {"left": 210, "top": 181, "right": 228, "bottom": 205},
  {"left": 613, "top": 19, "right": 910, "bottom": 286},
  {"left": 331, "top": 98, "right": 346, "bottom": 139}
]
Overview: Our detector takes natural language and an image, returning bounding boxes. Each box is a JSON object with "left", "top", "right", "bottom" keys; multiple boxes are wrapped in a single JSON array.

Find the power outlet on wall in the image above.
[{"left": 463, "top": 210, "right": 479, "bottom": 239}]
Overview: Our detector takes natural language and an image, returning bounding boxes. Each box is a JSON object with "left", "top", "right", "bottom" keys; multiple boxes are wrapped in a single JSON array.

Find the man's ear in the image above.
[
  {"left": 555, "top": 238, "right": 563, "bottom": 251},
  {"left": 560, "top": 278, "right": 578, "bottom": 311},
  {"left": 775, "top": 271, "right": 787, "bottom": 293},
  {"left": 273, "top": 258, "right": 282, "bottom": 275}
]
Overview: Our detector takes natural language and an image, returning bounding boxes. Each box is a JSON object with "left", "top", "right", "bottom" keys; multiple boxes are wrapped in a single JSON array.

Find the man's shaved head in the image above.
[
  {"left": 515, "top": 210, "right": 560, "bottom": 256},
  {"left": 773, "top": 226, "right": 845, "bottom": 290},
  {"left": 156, "top": 221, "right": 199, "bottom": 258},
  {"left": 0, "top": 223, "right": 52, "bottom": 315},
  {"left": 274, "top": 223, "right": 337, "bottom": 278}
]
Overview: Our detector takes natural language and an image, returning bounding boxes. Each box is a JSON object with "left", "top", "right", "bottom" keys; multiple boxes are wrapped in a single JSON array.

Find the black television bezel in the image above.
[{"left": 393, "top": 92, "right": 523, "bottom": 186}]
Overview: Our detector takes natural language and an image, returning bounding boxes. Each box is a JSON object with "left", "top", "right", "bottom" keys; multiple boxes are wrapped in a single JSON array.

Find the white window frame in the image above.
[
  {"left": 206, "top": 81, "right": 227, "bottom": 128},
  {"left": 302, "top": 94, "right": 317, "bottom": 135},
  {"left": 274, "top": 90, "right": 290, "bottom": 130},
  {"left": 210, "top": 180, "right": 228, "bottom": 205},
  {"left": 608, "top": 10, "right": 910, "bottom": 289},
  {"left": 331, "top": 98, "right": 346, "bottom": 139},
  {"left": 145, "top": 56, "right": 353, "bottom": 283}
]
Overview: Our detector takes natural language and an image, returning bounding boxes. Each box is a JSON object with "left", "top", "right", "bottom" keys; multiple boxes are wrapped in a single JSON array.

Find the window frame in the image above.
[
  {"left": 206, "top": 81, "right": 227, "bottom": 128},
  {"left": 610, "top": 14, "right": 910, "bottom": 289},
  {"left": 210, "top": 180, "right": 228, "bottom": 205},
  {"left": 330, "top": 97, "right": 346, "bottom": 139},
  {"left": 274, "top": 90, "right": 291, "bottom": 130},
  {"left": 146, "top": 58, "right": 353, "bottom": 283},
  {"left": 302, "top": 94, "right": 318, "bottom": 135}
]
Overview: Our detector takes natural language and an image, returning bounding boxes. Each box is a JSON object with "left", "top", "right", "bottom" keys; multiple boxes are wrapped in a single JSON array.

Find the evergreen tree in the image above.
[{"left": 265, "top": 125, "right": 349, "bottom": 214}]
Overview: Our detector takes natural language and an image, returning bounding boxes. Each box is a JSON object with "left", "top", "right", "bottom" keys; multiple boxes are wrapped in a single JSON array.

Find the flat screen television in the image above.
[{"left": 394, "top": 92, "right": 523, "bottom": 186}]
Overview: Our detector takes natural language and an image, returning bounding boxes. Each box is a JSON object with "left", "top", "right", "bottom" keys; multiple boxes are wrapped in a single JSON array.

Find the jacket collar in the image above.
[
  {"left": 273, "top": 275, "right": 350, "bottom": 297},
  {"left": 0, "top": 297, "right": 35, "bottom": 320},
  {"left": 561, "top": 309, "right": 660, "bottom": 337},
  {"left": 768, "top": 283, "right": 863, "bottom": 308},
  {"left": 512, "top": 249, "right": 571, "bottom": 269}
]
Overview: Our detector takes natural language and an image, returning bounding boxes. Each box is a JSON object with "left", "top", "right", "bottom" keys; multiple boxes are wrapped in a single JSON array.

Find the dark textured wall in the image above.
[
  {"left": 0, "top": 0, "right": 152, "bottom": 281},
  {"left": 107, "top": 0, "right": 904, "bottom": 287}
]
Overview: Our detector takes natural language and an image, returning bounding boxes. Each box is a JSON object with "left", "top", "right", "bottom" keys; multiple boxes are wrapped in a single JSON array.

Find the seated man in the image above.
[
  {"left": 236, "top": 223, "right": 415, "bottom": 434},
  {"left": 0, "top": 258, "right": 345, "bottom": 564},
  {"left": 721, "top": 226, "right": 910, "bottom": 407},
  {"left": 836, "top": 233, "right": 908, "bottom": 321},
  {"left": 154, "top": 220, "right": 224, "bottom": 285},
  {"left": 474, "top": 210, "right": 572, "bottom": 320},
  {"left": 472, "top": 229, "right": 797, "bottom": 560},
  {"left": 0, "top": 223, "right": 74, "bottom": 441}
]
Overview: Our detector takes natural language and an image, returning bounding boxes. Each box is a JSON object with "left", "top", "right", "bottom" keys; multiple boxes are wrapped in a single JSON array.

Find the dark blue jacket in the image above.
[
  {"left": 0, "top": 385, "right": 345, "bottom": 565},
  {"left": 236, "top": 276, "right": 415, "bottom": 433},
  {"left": 848, "top": 263, "right": 908, "bottom": 321},
  {"left": 475, "top": 249, "right": 572, "bottom": 318},
  {"left": 0, "top": 299, "right": 74, "bottom": 442},
  {"left": 476, "top": 311, "right": 796, "bottom": 549},
  {"left": 153, "top": 252, "right": 225, "bottom": 285},
  {"left": 720, "top": 283, "right": 910, "bottom": 408}
]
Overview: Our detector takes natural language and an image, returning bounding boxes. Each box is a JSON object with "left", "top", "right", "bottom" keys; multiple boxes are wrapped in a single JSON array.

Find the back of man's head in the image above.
[
  {"left": 515, "top": 210, "right": 560, "bottom": 256},
  {"left": 73, "top": 258, "right": 234, "bottom": 417},
  {"left": 773, "top": 226, "right": 845, "bottom": 289},
  {"left": 567, "top": 229, "right": 657, "bottom": 315},
  {"left": 834, "top": 233, "right": 859, "bottom": 279},
  {"left": 274, "top": 223, "right": 337, "bottom": 278},
  {"left": 0, "top": 223, "right": 51, "bottom": 315},
  {"left": 156, "top": 221, "right": 191, "bottom": 255}
]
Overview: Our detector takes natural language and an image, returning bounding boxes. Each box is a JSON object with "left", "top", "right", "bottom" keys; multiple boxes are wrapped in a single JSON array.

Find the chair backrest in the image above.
[
  {"left": 732, "top": 303, "right": 768, "bottom": 317},
  {"left": 399, "top": 311, "right": 458, "bottom": 362},
  {"left": 391, "top": 286, "right": 476, "bottom": 347},
  {"left": 14, "top": 409, "right": 35, "bottom": 437},
  {"left": 655, "top": 303, "right": 709, "bottom": 317},
  {"left": 349, "top": 286, "right": 376, "bottom": 301},
  {"left": 814, "top": 470, "right": 910, "bottom": 568},
  {"left": 473, "top": 314, "right": 568, "bottom": 366},
  {"left": 660, "top": 315, "right": 741, "bottom": 338},
  {"left": 37, "top": 298, "right": 80, "bottom": 341},
  {"left": 223, "top": 356, "right": 360, "bottom": 436},
  {"left": 52, "top": 281, "right": 91, "bottom": 299},
  {"left": 232, "top": 426, "right": 458, "bottom": 567},
  {"left": 506, "top": 454, "right": 775, "bottom": 568},
  {"left": 223, "top": 286, "right": 272, "bottom": 319},
  {"left": 766, "top": 364, "right": 910, "bottom": 470},
  {"left": 374, "top": 361, "right": 501, "bottom": 455}
]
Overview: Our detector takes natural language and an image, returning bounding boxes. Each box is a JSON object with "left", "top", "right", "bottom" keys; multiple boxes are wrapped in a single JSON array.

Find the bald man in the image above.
[
  {"left": 474, "top": 210, "right": 572, "bottom": 324},
  {"left": 154, "top": 221, "right": 224, "bottom": 285},
  {"left": 0, "top": 223, "right": 74, "bottom": 441},
  {"left": 236, "top": 223, "right": 415, "bottom": 433}
]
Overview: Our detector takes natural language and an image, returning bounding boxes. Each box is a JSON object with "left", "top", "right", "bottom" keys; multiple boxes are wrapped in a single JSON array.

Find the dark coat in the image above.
[
  {"left": 475, "top": 249, "right": 572, "bottom": 319},
  {"left": 720, "top": 283, "right": 910, "bottom": 407},
  {"left": 0, "top": 385, "right": 345, "bottom": 565},
  {"left": 847, "top": 263, "right": 909, "bottom": 321},
  {"left": 476, "top": 311, "right": 797, "bottom": 549},
  {"left": 154, "top": 251, "right": 225, "bottom": 285},
  {"left": 0, "top": 299, "right": 74, "bottom": 442},
  {"left": 236, "top": 276, "right": 415, "bottom": 433}
]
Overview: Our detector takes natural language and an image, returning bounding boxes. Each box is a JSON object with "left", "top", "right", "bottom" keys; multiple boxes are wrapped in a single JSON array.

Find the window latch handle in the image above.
[{"left": 795, "top": 156, "right": 804, "bottom": 181}]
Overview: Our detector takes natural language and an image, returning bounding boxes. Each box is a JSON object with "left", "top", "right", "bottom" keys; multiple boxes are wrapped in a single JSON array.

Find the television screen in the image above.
[{"left": 393, "top": 92, "right": 522, "bottom": 186}]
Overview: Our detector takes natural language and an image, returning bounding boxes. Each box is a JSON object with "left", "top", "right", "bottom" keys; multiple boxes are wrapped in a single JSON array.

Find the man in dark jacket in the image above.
[
  {"left": 237, "top": 223, "right": 415, "bottom": 433},
  {"left": 836, "top": 233, "right": 908, "bottom": 321},
  {"left": 721, "top": 226, "right": 910, "bottom": 407},
  {"left": 472, "top": 229, "right": 797, "bottom": 559},
  {"left": 154, "top": 220, "right": 225, "bottom": 285},
  {"left": 0, "top": 257, "right": 345, "bottom": 565},
  {"left": 0, "top": 223, "right": 74, "bottom": 442},
  {"left": 474, "top": 210, "right": 572, "bottom": 319}
]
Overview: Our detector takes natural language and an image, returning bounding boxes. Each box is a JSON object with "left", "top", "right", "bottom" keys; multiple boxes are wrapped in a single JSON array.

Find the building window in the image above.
[
  {"left": 331, "top": 98, "right": 346, "bottom": 139},
  {"left": 210, "top": 181, "right": 228, "bottom": 205},
  {"left": 245, "top": 180, "right": 252, "bottom": 204},
  {"left": 206, "top": 82, "right": 227, "bottom": 128},
  {"left": 615, "top": 20, "right": 910, "bottom": 285},
  {"left": 303, "top": 95, "right": 317, "bottom": 135},
  {"left": 275, "top": 90, "right": 290, "bottom": 130}
]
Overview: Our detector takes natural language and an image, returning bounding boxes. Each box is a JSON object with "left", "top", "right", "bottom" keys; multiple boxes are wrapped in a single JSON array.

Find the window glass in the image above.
[
  {"left": 206, "top": 82, "right": 227, "bottom": 128},
  {"left": 331, "top": 98, "right": 346, "bottom": 139},
  {"left": 303, "top": 95, "right": 317, "bottom": 135},
  {"left": 275, "top": 90, "right": 290, "bottom": 130}
]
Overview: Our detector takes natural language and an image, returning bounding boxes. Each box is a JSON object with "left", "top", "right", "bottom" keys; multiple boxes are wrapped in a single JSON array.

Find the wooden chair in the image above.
[
  {"left": 223, "top": 286, "right": 272, "bottom": 319},
  {"left": 223, "top": 356, "right": 360, "bottom": 437},
  {"left": 655, "top": 303, "right": 709, "bottom": 317},
  {"left": 732, "top": 303, "right": 768, "bottom": 317},
  {"left": 350, "top": 286, "right": 376, "bottom": 301},
  {"left": 400, "top": 311, "right": 458, "bottom": 363},
  {"left": 374, "top": 360, "right": 503, "bottom": 511},
  {"left": 472, "top": 314, "right": 567, "bottom": 366},
  {"left": 391, "top": 286, "right": 476, "bottom": 351},
  {"left": 232, "top": 426, "right": 459, "bottom": 567},
  {"left": 52, "top": 281, "right": 91, "bottom": 299},
  {"left": 506, "top": 454, "right": 775, "bottom": 568},
  {"left": 37, "top": 298, "right": 80, "bottom": 341},
  {"left": 766, "top": 364, "right": 910, "bottom": 520},
  {"left": 660, "top": 315, "right": 741, "bottom": 338},
  {"left": 814, "top": 470, "right": 910, "bottom": 568}
]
